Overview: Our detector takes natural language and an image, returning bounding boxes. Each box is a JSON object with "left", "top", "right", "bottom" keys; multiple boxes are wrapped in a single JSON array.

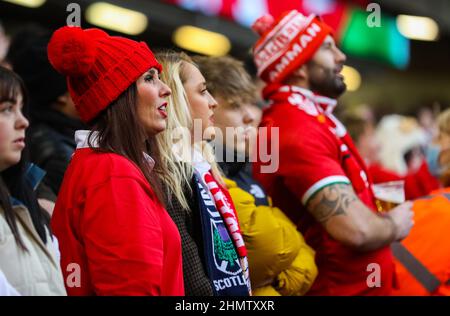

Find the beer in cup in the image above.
[{"left": 372, "top": 180, "right": 405, "bottom": 212}]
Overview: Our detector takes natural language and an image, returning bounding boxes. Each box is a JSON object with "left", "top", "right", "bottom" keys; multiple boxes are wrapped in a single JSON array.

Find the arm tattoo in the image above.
[{"left": 307, "top": 184, "right": 358, "bottom": 224}]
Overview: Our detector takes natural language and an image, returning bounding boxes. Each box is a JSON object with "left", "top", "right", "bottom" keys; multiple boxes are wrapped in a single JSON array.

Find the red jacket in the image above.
[
  {"left": 254, "top": 85, "right": 394, "bottom": 295},
  {"left": 52, "top": 148, "right": 184, "bottom": 296}
]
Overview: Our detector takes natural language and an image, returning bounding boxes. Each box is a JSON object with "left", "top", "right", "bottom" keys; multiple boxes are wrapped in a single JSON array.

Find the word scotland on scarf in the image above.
[{"left": 192, "top": 149, "right": 251, "bottom": 295}]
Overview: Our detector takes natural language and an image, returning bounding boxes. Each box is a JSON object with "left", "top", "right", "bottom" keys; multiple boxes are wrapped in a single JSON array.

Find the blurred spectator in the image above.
[
  {"left": 375, "top": 115, "right": 426, "bottom": 175},
  {"left": 342, "top": 107, "right": 380, "bottom": 167},
  {"left": 244, "top": 103, "right": 262, "bottom": 130},
  {"left": 0, "top": 20, "right": 10, "bottom": 68},
  {"left": 343, "top": 112, "right": 440, "bottom": 200},
  {"left": 0, "top": 65, "right": 66, "bottom": 295},
  {"left": 195, "top": 55, "right": 318, "bottom": 296},
  {"left": 242, "top": 53, "right": 265, "bottom": 177},
  {"left": 244, "top": 51, "right": 269, "bottom": 110},
  {"left": 417, "top": 106, "right": 439, "bottom": 143},
  {"left": 7, "top": 26, "right": 86, "bottom": 196},
  {"left": 392, "top": 108, "right": 450, "bottom": 296}
]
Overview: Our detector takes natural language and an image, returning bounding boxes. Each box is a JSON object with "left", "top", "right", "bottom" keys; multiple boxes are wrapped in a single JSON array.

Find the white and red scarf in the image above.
[{"left": 192, "top": 149, "right": 252, "bottom": 295}]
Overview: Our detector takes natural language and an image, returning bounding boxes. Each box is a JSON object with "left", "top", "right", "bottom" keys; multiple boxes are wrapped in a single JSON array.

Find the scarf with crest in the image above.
[{"left": 191, "top": 149, "right": 251, "bottom": 296}]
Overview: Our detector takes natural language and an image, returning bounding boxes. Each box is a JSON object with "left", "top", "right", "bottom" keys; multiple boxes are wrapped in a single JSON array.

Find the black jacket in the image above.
[{"left": 27, "top": 109, "right": 86, "bottom": 195}]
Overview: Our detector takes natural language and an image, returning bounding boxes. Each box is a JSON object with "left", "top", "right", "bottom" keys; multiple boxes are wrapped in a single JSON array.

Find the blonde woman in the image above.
[
  {"left": 195, "top": 55, "right": 318, "bottom": 296},
  {"left": 156, "top": 51, "right": 251, "bottom": 296}
]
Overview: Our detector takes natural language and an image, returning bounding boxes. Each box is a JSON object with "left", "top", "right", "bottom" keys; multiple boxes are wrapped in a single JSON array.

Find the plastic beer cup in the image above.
[{"left": 372, "top": 180, "right": 405, "bottom": 212}]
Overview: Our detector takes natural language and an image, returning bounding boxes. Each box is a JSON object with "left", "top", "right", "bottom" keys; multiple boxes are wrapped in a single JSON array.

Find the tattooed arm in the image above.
[{"left": 306, "top": 183, "right": 413, "bottom": 252}]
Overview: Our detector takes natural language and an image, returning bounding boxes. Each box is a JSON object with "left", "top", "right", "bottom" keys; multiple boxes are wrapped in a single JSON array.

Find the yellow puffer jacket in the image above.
[{"left": 224, "top": 178, "right": 318, "bottom": 296}]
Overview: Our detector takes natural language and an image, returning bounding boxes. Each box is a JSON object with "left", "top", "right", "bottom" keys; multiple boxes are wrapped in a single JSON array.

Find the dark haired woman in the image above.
[
  {"left": 48, "top": 26, "right": 183, "bottom": 296},
  {"left": 0, "top": 65, "right": 66, "bottom": 295}
]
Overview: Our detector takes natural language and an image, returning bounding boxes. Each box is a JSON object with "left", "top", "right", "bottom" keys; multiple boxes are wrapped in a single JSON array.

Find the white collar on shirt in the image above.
[{"left": 74, "top": 130, "right": 156, "bottom": 171}]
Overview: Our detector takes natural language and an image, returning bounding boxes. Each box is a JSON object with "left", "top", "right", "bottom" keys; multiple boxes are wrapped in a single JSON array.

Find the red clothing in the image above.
[
  {"left": 254, "top": 84, "right": 394, "bottom": 295},
  {"left": 52, "top": 148, "right": 184, "bottom": 295},
  {"left": 368, "top": 162, "right": 440, "bottom": 200}
]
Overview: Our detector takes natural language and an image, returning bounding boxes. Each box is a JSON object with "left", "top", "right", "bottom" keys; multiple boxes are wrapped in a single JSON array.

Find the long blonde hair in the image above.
[{"left": 156, "top": 50, "right": 224, "bottom": 209}]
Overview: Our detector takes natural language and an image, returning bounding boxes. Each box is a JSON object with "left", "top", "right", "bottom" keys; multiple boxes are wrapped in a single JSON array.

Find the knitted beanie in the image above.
[
  {"left": 252, "top": 10, "right": 333, "bottom": 84},
  {"left": 47, "top": 26, "right": 161, "bottom": 123}
]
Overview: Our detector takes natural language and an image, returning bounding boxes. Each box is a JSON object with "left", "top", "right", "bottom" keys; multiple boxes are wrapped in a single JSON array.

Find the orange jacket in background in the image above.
[{"left": 392, "top": 187, "right": 450, "bottom": 296}]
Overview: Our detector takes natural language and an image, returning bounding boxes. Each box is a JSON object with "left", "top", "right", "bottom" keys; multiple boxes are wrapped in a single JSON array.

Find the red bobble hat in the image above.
[
  {"left": 252, "top": 10, "right": 333, "bottom": 84},
  {"left": 47, "top": 26, "right": 162, "bottom": 123}
]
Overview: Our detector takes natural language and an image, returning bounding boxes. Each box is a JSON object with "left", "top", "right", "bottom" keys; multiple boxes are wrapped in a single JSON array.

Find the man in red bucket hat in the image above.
[{"left": 251, "top": 10, "right": 414, "bottom": 295}]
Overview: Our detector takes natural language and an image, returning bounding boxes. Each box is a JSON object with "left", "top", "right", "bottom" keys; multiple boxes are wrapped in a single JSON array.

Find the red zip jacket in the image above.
[
  {"left": 52, "top": 146, "right": 184, "bottom": 295},
  {"left": 254, "top": 85, "right": 395, "bottom": 295}
]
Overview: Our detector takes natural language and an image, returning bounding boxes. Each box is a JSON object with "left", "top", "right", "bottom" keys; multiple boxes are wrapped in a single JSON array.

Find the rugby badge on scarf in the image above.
[{"left": 193, "top": 171, "right": 251, "bottom": 296}]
